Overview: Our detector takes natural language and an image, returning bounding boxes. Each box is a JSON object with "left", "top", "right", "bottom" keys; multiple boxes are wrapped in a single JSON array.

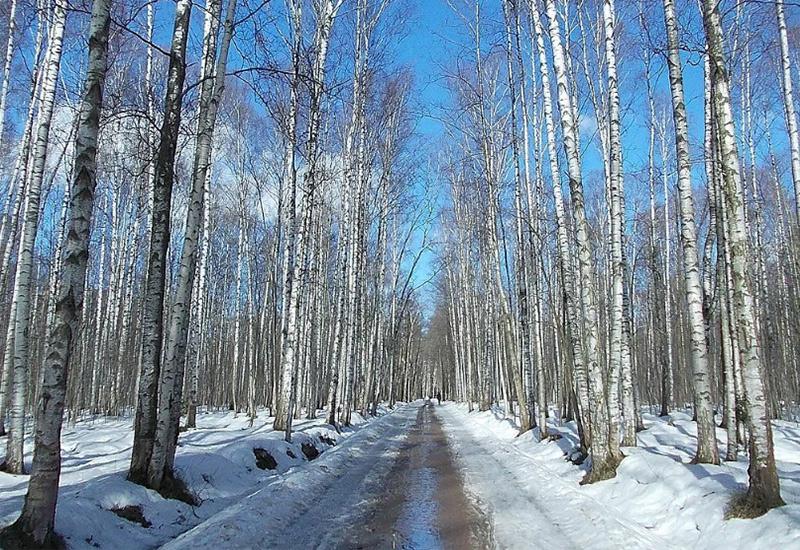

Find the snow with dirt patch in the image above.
[
  {"left": 0, "top": 405, "right": 398, "bottom": 549},
  {"left": 3, "top": 401, "right": 798, "bottom": 549}
]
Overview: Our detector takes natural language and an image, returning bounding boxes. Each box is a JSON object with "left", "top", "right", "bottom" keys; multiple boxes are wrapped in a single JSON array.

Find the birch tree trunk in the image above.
[
  {"left": 776, "top": 0, "right": 800, "bottom": 221},
  {"left": 0, "top": 0, "right": 17, "bottom": 147},
  {"left": 515, "top": 6, "right": 547, "bottom": 439},
  {"left": 273, "top": 0, "right": 303, "bottom": 434},
  {"left": 602, "top": 0, "right": 631, "bottom": 452},
  {"left": 660, "top": 126, "right": 674, "bottom": 418},
  {"left": 544, "top": 0, "right": 616, "bottom": 481},
  {"left": 503, "top": 0, "right": 533, "bottom": 434},
  {"left": 662, "top": 0, "right": 719, "bottom": 465},
  {"left": 2, "top": 0, "right": 67, "bottom": 475},
  {"left": 276, "top": 0, "right": 341, "bottom": 437},
  {"left": 186, "top": 170, "right": 211, "bottom": 430},
  {"left": 0, "top": 0, "right": 111, "bottom": 544},
  {"left": 129, "top": 0, "right": 193, "bottom": 486},
  {"left": 529, "top": 0, "right": 589, "bottom": 451},
  {"left": 702, "top": 0, "right": 784, "bottom": 513},
  {"left": 148, "top": 0, "right": 237, "bottom": 490}
]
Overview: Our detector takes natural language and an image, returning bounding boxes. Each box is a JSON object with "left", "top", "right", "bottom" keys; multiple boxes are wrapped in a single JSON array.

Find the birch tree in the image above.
[
  {"left": 2, "top": 0, "right": 67, "bottom": 475},
  {"left": 776, "top": 0, "right": 800, "bottom": 221},
  {"left": 529, "top": 0, "right": 590, "bottom": 452},
  {"left": 544, "top": 0, "right": 618, "bottom": 482},
  {"left": 129, "top": 0, "right": 194, "bottom": 487},
  {"left": 0, "top": 0, "right": 17, "bottom": 147},
  {"left": 601, "top": 0, "right": 633, "bottom": 450},
  {"left": 0, "top": 0, "right": 112, "bottom": 544},
  {"left": 275, "top": 0, "right": 343, "bottom": 437},
  {"left": 148, "top": 0, "right": 237, "bottom": 491},
  {"left": 661, "top": 0, "right": 719, "bottom": 465},
  {"left": 702, "top": 0, "right": 783, "bottom": 514}
]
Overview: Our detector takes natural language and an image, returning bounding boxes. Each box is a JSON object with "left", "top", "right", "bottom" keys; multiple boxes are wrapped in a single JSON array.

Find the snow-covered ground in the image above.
[
  {"left": 0, "top": 404, "right": 408, "bottom": 549},
  {"left": 163, "top": 403, "right": 419, "bottom": 549},
  {"left": 438, "top": 403, "right": 800, "bottom": 550},
  {"left": 4, "top": 402, "right": 798, "bottom": 549}
]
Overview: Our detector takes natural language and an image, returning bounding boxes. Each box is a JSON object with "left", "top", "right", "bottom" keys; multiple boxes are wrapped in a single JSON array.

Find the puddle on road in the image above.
[
  {"left": 396, "top": 464, "right": 442, "bottom": 548},
  {"left": 392, "top": 404, "right": 444, "bottom": 548}
]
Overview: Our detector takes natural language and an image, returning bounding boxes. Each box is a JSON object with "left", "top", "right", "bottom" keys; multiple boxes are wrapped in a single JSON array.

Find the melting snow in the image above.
[{"left": 438, "top": 403, "right": 800, "bottom": 550}]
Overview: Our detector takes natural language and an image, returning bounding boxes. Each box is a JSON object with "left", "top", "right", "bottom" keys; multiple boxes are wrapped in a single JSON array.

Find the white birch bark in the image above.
[
  {"left": 776, "top": 0, "right": 800, "bottom": 221},
  {"left": 0, "top": 0, "right": 17, "bottom": 147},
  {"left": 515, "top": 5, "right": 547, "bottom": 438},
  {"left": 129, "top": 0, "right": 193, "bottom": 486},
  {"left": 0, "top": 2, "right": 46, "bottom": 431},
  {"left": 662, "top": 0, "right": 719, "bottom": 465},
  {"left": 502, "top": 0, "right": 533, "bottom": 433},
  {"left": 2, "top": 0, "right": 67, "bottom": 475},
  {"left": 149, "top": 0, "right": 237, "bottom": 488},
  {"left": 2, "top": 0, "right": 111, "bottom": 543},
  {"left": 544, "top": 0, "right": 616, "bottom": 481},
  {"left": 529, "top": 0, "right": 590, "bottom": 451},
  {"left": 273, "top": 0, "right": 303, "bottom": 434},
  {"left": 602, "top": 0, "right": 630, "bottom": 453},
  {"left": 276, "top": 0, "right": 342, "bottom": 436},
  {"left": 702, "top": 0, "right": 783, "bottom": 512},
  {"left": 186, "top": 174, "right": 211, "bottom": 429}
]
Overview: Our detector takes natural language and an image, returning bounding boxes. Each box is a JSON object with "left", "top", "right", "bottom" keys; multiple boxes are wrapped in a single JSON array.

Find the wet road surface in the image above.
[{"left": 347, "top": 401, "right": 493, "bottom": 549}]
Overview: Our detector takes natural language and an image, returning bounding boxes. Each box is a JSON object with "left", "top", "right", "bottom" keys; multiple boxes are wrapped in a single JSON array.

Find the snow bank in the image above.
[
  {"left": 0, "top": 405, "right": 399, "bottom": 549},
  {"left": 438, "top": 403, "right": 800, "bottom": 550},
  {"left": 162, "top": 402, "right": 419, "bottom": 549}
]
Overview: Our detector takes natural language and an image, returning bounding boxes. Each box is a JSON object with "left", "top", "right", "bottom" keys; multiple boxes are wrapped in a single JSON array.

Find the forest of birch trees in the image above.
[
  {"left": 435, "top": 0, "right": 794, "bottom": 518},
  {"left": 0, "top": 0, "right": 798, "bottom": 545}
]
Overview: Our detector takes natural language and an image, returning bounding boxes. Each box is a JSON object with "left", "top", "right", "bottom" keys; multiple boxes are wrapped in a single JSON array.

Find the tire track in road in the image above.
[{"left": 347, "top": 401, "right": 493, "bottom": 549}]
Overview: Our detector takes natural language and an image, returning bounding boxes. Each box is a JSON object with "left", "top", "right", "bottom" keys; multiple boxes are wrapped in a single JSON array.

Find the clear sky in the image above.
[
  {"left": 391, "top": 1, "right": 463, "bottom": 320},
  {"left": 396, "top": 0, "right": 458, "bottom": 138}
]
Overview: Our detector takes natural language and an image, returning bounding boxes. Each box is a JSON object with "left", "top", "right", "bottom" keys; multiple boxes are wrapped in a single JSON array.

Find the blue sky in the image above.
[
  {"left": 45, "top": 0, "right": 789, "bottom": 321},
  {"left": 386, "top": 0, "right": 789, "bottom": 321},
  {"left": 396, "top": 0, "right": 457, "bottom": 138}
]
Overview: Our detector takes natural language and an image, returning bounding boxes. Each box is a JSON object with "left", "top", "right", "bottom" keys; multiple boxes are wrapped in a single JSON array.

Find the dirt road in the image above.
[{"left": 347, "top": 401, "right": 492, "bottom": 549}]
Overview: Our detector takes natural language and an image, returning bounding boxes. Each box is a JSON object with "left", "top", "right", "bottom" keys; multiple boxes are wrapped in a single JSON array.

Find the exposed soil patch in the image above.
[
  {"left": 158, "top": 472, "right": 199, "bottom": 506},
  {"left": 301, "top": 442, "right": 320, "bottom": 461},
  {"left": 253, "top": 448, "right": 278, "bottom": 470},
  {"left": 111, "top": 505, "right": 152, "bottom": 528}
]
